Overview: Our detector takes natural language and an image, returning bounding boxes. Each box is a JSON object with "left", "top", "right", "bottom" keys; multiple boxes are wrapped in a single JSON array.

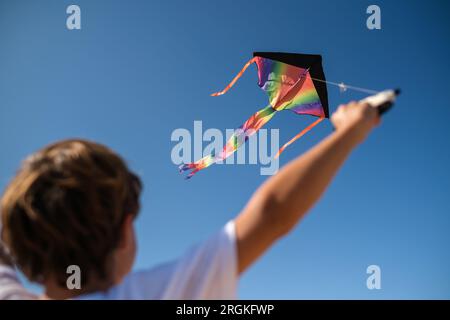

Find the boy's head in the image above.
[{"left": 1, "top": 139, "right": 142, "bottom": 295}]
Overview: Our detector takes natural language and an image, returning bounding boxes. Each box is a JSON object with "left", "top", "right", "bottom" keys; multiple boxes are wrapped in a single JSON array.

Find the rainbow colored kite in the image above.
[{"left": 179, "top": 52, "right": 329, "bottom": 179}]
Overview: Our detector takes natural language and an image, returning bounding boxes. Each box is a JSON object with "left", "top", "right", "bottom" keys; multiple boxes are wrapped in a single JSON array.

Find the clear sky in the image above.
[{"left": 0, "top": 0, "right": 449, "bottom": 299}]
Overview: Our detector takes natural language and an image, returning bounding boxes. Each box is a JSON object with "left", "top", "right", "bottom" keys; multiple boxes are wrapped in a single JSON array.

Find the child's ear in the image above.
[{"left": 118, "top": 214, "right": 135, "bottom": 249}]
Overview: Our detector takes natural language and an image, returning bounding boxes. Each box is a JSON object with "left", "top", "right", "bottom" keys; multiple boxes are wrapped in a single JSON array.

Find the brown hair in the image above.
[{"left": 1, "top": 139, "right": 142, "bottom": 286}]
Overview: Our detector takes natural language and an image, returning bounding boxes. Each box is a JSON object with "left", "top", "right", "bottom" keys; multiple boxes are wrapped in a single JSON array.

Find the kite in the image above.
[
  {"left": 179, "top": 52, "right": 398, "bottom": 179},
  {"left": 179, "top": 52, "right": 329, "bottom": 179}
]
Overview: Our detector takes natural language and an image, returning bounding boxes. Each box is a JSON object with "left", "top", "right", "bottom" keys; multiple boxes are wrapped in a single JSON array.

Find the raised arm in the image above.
[{"left": 235, "top": 101, "right": 380, "bottom": 273}]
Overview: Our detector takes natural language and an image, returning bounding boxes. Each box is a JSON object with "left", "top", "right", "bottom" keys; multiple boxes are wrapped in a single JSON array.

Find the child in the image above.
[{"left": 0, "top": 101, "right": 379, "bottom": 299}]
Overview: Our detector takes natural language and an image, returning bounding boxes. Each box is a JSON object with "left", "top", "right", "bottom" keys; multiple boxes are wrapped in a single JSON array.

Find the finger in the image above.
[
  {"left": 337, "top": 104, "right": 347, "bottom": 111},
  {"left": 359, "top": 102, "right": 371, "bottom": 109}
]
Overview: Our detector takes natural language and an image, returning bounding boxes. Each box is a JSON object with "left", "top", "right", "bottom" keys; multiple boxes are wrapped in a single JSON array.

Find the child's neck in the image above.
[{"left": 43, "top": 276, "right": 114, "bottom": 299}]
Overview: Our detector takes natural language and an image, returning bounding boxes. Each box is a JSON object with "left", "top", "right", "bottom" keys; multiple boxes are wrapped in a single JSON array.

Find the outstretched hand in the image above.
[{"left": 331, "top": 101, "right": 380, "bottom": 145}]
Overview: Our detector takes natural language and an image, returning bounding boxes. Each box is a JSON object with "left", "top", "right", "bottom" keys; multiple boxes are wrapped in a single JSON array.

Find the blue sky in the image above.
[{"left": 0, "top": 0, "right": 449, "bottom": 299}]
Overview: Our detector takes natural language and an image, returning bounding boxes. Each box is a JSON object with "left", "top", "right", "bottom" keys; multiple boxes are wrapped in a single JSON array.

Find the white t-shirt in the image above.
[
  {"left": 0, "top": 221, "right": 238, "bottom": 300},
  {"left": 0, "top": 266, "right": 38, "bottom": 300}
]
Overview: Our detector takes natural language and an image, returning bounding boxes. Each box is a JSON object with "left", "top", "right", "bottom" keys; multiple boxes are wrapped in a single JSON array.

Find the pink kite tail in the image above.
[
  {"left": 179, "top": 105, "right": 276, "bottom": 179},
  {"left": 210, "top": 57, "right": 257, "bottom": 97},
  {"left": 275, "top": 117, "right": 325, "bottom": 159}
]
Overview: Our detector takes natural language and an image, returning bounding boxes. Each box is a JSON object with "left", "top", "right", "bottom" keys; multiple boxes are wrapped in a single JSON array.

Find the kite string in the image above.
[
  {"left": 210, "top": 56, "right": 379, "bottom": 96},
  {"left": 310, "top": 77, "right": 379, "bottom": 95}
]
